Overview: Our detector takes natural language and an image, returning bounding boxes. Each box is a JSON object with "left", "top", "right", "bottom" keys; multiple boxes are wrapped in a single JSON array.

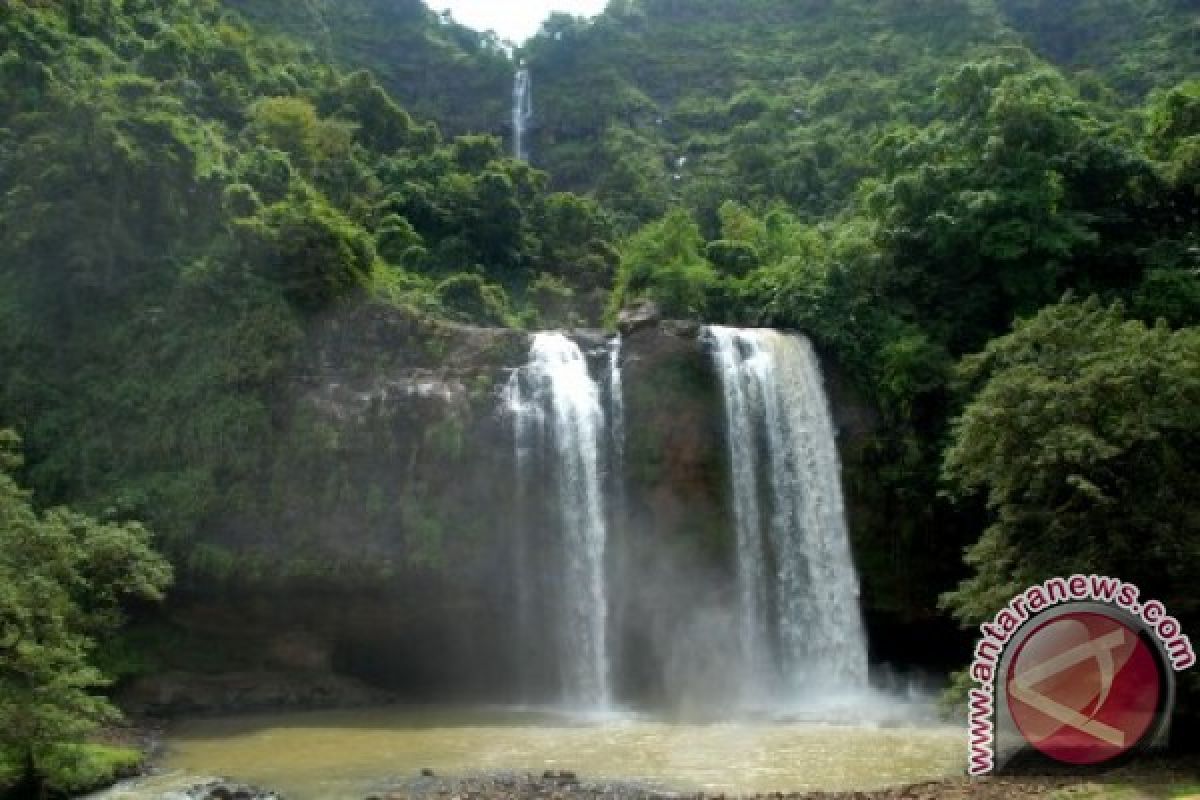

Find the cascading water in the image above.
[
  {"left": 705, "top": 327, "right": 869, "bottom": 702},
  {"left": 512, "top": 64, "right": 533, "bottom": 161},
  {"left": 506, "top": 333, "right": 611, "bottom": 708},
  {"left": 607, "top": 336, "right": 626, "bottom": 521},
  {"left": 504, "top": 367, "right": 541, "bottom": 701}
]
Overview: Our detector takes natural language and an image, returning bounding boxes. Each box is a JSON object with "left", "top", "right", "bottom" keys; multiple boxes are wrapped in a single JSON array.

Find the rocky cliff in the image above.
[{"left": 122, "top": 305, "right": 959, "bottom": 713}]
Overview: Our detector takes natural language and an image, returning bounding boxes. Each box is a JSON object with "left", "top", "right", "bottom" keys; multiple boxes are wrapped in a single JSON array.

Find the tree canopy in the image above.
[
  {"left": 0, "top": 430, "right": 172, "bottom": 793},
  {"left": 0, "top": 0, "right": 1197, "bottom": 744}
]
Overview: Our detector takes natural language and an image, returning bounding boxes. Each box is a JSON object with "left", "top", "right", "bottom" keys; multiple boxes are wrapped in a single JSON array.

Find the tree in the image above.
[
  {"left": 614, "top": 208, "right": 717, "bottom": 318},
  {"left": 941, "top": 298, "right": 1200, "bottom": 624},
  {"left": 0, "top": 430, "right": 172, "bottom": 797}
]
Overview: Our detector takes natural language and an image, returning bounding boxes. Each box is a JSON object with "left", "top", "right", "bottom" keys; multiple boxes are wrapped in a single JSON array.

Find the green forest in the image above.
[{"left": 0, "top": 0, "right": 1197, "bottom": 795}]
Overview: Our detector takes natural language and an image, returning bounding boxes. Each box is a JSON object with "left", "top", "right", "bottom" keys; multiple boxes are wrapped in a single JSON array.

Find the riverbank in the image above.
[
  {"left": 0, "top": 743, "right": 143, "bottom": 797},
  {"left": 150, "top": 764, "right": 1198, "bottom": 800},
  {"left": 373, "top": 764, "right": 1200, "bottom": 800}
]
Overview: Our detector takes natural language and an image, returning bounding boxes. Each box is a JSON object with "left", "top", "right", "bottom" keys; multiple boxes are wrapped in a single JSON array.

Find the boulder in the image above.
[{"left": 617, "top": 299, "right": 661, "bottom": 334}]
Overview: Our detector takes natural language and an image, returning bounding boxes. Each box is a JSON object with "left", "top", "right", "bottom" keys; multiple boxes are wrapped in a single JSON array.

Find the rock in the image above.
[
  {"left": 572, "top": 328, "right": 613, "bottom": 349},
  {"left": 422, "top": 769, "right": 437, "bottom": 778},
  {"left": 617, "top": 300, "right": 661, "bottom": 334},
  {"left": 660, "top": 319, "right": 701, "bottom": 338},
  {"left": 119, "top": 670, "right": 392, "bottom": 717}
]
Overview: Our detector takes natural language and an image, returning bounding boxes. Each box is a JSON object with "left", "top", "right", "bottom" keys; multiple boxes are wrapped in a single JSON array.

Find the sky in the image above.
[{"left": 425, "top": 0, "right": 609, "bottom": 43}]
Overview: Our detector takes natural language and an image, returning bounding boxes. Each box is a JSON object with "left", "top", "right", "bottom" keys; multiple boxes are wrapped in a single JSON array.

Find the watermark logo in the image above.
[
  {"left": 1007, "top": 611, "right": 1161, "bottom": 765},
  {"left": 967, "top": 576, "right": 1194, "bottom": 776}
]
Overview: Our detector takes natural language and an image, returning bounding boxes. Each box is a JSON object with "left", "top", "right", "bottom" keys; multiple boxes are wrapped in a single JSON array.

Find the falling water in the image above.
[
  {"left": 507, "top": 333, "right": 611, "bottom": 707},
  {"left": 705, "top": 327, "right": 868, "bottom": 701},
  {"left": 607, "top": 336, "right": 626, "bottom": 515},
  {"left": 512, "top": 64, "right": 533, "bottom": 161},
  {"left": 504, "top": 367, "right": 541, "bottom": 701}
]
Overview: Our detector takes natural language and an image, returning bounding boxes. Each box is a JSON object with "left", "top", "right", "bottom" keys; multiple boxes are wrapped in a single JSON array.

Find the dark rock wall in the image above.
[{"left": 142, "top": 309, "right": 958, "bottom": 711}]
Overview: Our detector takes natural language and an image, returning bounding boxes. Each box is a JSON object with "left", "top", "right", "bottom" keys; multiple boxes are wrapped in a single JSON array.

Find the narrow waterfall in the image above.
[
  {"left": 507, "top": 333, "right": 611, "bottom": 707},
  {"left": 705, "top": 327, "right": 869, "bottom": 700},
  {"left": 512, "top": 64, "right": 533, "bottom": 161}
]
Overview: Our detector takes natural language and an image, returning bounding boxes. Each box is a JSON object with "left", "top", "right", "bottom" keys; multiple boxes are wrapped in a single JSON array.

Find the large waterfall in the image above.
[
  {"left": 705, "top": 327, "right": 869, "bottom": 701},
  {"left": 503, "top": 326, "right": 868, "bottom": 710},
  {"left": 512, "top": 65, "right": 533, "bottom": 161},
  {"left": 506, "top": 333, "right": 611, "bottom": 708}
]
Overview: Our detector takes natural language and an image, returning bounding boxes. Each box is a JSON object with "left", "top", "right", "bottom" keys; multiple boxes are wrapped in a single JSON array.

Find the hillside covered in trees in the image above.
[
  {"left": 219, "top": 0, "right": 1200, "bottom": 643},
  {"left": 1, "top": 0, "right": 1198, "bottom": 790}
]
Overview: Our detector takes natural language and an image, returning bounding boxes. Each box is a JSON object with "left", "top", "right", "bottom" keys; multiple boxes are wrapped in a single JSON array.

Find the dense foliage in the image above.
[
  {"left": 0, "top": 0, "right": 616, "bottom": 567},
  {"left": 939, "top": 298, "right": 1200, "bottom": 724},
  {"left": 226, "top": 0, "right": 514, "bottom": 136},
  {"left": 1, "top": 0, "right": 1198, "bottom": 740},
  {"left": 560, "top": 8, "right": 1199, "bottom": 626},
  {"left": 941, "top": 298, "right": 1199, "bottom": 623},
  {"left": 0, "top": 430, "right": 171, "bottom": 793}
]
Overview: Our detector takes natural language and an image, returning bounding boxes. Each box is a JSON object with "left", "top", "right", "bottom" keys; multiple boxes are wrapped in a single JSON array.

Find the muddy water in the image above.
[{"left": 115, "top": 707, "right": 965, "bottom": 799}]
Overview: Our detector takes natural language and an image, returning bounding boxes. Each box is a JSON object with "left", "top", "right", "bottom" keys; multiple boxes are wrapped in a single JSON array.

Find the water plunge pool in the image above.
[{"left": 101, "top": 705, "right": 965, "bottom": 799}]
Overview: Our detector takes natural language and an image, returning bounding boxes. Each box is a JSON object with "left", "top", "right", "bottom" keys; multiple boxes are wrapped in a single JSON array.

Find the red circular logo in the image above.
[{"left": 1006, "top": 611, "right": 1162, "bottom": 765}]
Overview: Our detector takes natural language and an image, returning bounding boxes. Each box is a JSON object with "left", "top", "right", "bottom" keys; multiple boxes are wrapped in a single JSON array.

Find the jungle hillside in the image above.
[{"left": 0, "top": 0, "right": 1198, "bottom": 794}]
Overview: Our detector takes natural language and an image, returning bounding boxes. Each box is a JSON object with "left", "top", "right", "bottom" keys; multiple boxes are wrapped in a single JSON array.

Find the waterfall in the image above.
[
  {"left": 507, "top": 333, "right": 611, "bottom": 707},
  {"left": 504, "top": 367, "right": 541, "bottom": 701},
  {"left": 607, "top": 336, "right": 625, "bottom": 513},
  {"left": 705, "top": 327, "right": 868, "bottom": 700},
  {"left": 512, "top": 65, "right": 533, "bottom": 161}
]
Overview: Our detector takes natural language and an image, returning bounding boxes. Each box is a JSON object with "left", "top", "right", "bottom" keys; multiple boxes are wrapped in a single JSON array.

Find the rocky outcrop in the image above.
[
  {"left": 149, "top": 306, "right": 941, "bottom": 712},
  {"left": 119, "top": 671, "right": 392, "bottom": 718},
  {"left": 155, "top": 305, "right": 537, "bottom": 704},
  {"left": 617, "top": 299, "right": 661, "bottom": 335}
]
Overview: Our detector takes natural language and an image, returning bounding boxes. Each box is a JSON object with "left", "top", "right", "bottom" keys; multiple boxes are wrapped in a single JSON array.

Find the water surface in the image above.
[{"left": 134, "top": 706, "right": 964, "bottom": 799}]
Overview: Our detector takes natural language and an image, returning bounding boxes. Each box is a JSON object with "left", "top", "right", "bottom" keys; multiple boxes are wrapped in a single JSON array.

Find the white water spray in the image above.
[
  {"left": 508, "top": 333, "right": 611, "bottom": 707},
  {"left": 706, "top": 327, "right": 869, "bottom": 701}
]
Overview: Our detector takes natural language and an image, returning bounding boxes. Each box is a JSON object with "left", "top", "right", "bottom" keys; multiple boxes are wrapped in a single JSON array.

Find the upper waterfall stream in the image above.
[{"left": 512, "top": 65, "right": 533, "bottom": 161}]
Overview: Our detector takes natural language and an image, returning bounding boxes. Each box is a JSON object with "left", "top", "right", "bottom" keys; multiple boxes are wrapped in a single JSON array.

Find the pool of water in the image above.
[{"left": 98, "top": 705, "right": 965, "bottom": 799}]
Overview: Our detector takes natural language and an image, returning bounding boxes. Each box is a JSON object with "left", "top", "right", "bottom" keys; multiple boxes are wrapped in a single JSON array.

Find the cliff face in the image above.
[
  {"left": 125, "top": 307, "right": 532, "bottom": 709},
  {"left": 133, "top": 307, "right": 949, "bottom": 712}
]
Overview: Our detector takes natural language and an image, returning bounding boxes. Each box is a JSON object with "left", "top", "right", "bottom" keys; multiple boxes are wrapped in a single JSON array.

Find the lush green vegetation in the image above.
[
  {"left": 0, "top": 744, "right": 143, "bottom": 798},
  {"left": 0, "top": 429, "right": 170, "bottom": 793},
  {"left": 225, "top": 0, "right": 514, "bottom": 136},
  {"left": 1, "top": 0, "right": 1198, "bottom": 762},
  {"left": 519, "top": 0, "right": 1196, "bottom": 720},
  {"left": 0, "top": 0, "right": 617, "bottom": 572},
  {"left": 513, "top": 1, "right": 1198, "bottom": 631}
]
